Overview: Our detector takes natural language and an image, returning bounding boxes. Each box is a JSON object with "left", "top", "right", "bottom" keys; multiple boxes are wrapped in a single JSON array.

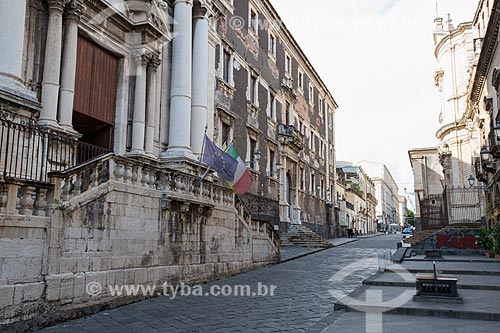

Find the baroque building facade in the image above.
[
  {"left": 0, "top": 0, "right": 340, "bottom": 327},
  {"left": 467, "top": 0, "right": 500, "bottom": 229},
  {"left": 409, "top": 7, "right": 487, "bottom": 230},
  {"left": 211, "top": 0, "right": 338, "bottom": 238}
]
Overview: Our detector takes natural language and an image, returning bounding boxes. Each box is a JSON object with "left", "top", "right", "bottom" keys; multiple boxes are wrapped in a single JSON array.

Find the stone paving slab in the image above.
[
  {"left": 337, "top": 285, "right": 500, "bottom": 320},
  {"left": 406, "top": 255, "right": 498, "bottom": 263},
  {"left": 397, "top": 260, "right": 500, "bottom": 275},
  {"left": 317, "top": 312, "right": 500, "bottom": 333},
  {"left": 364, "top": 272, "right": 500, "bottom": 290}
]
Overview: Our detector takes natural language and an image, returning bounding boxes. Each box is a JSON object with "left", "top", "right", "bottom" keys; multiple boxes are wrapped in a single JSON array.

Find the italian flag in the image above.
[{"left": 225, "top": 144, "right": 253, "bottom": 195}]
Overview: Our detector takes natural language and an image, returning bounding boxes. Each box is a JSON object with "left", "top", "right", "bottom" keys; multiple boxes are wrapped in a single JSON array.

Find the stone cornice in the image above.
[
  {"left": 258, "top": 0, "right": 338, "bottom": 110},
  {"left": 470, "top": 0, "right": 500, "bottom": 105}
]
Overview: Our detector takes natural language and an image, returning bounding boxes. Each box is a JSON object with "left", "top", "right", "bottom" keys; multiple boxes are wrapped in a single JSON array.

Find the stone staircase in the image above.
[{"left": 281, "top": 225, "right": 333, "bottom": 248}]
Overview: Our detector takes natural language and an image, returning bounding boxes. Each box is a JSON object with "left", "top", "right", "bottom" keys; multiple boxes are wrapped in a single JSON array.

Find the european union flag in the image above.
[{"left": 202, "top": 135, "right": 238, "bottom": 182}]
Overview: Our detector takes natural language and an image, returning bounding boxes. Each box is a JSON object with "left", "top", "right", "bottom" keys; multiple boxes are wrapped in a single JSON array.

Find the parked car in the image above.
[{"left": 402, "top": 227, "right": 413, "bottom": 234}]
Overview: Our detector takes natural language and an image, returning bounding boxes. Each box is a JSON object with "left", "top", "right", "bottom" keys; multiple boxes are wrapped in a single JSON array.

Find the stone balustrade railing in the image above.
[
  {"left": 0, "top": 153, "right": 279, "bottom": 254},
  {"left": 48, "top": 153, "right": 236, "bottom": 208}
]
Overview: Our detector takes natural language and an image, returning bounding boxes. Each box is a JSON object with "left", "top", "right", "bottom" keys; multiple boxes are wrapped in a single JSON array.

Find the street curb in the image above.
[
  {"left": 279, "top": 247, "right": 328, "bottom": 263},
  {"left": 280, "top": 236, "right": 368, "bottom": 263},
  {"left": 279, "top": 234, "right": 388, "bottom": 263}
]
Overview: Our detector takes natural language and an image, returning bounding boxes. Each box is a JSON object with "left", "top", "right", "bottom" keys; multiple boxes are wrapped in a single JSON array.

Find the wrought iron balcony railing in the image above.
[
  {"left": 0, "top": 117, "right": 111, "bottom": 183},
  {"left": 277, "top": 124, "right": 304, "bottom": 151}
]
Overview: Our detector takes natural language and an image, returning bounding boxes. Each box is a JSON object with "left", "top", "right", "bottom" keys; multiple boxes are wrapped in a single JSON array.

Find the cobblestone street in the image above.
[{"left": 40, "top": 235, "right": 400, "bottom": 332}]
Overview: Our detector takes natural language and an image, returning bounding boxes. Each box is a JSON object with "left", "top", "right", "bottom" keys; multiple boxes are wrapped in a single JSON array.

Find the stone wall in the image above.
[
  {"left": 0, "top": 158, "right": 279, "bottom": 330},
  {"left": 412, "top": 228, "right": 482, "bottom": 255}
]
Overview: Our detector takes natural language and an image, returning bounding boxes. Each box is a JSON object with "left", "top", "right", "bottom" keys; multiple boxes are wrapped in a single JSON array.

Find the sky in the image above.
[{"left": 271, "top": 0, "right": 477, "bottom": 209}]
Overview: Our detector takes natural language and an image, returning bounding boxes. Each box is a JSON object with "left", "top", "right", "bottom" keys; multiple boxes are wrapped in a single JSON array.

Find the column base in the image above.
[
  {"left": 38, "top": 119, "right": 61, "bottom": 130},
  {"left": 128, "top": 149, "right": 146, "bottom": 156},
  {"left": 0, "top": 76, "right": 38, "bottom": 103},
  {"left": 161, "top": 147, "right": 195, "bottom": 160},
  {"left": 59, "top": 124, "right": 82, "bottom": 138}
]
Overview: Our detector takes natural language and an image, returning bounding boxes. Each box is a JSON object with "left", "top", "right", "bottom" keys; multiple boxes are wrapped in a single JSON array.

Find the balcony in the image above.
[{"left": 277, "top": 124, "right": 304, "bottom": 151}]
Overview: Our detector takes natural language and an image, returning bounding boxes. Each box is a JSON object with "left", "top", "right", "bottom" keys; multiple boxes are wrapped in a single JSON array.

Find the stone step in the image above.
[{"left": 281, "top": 225, "right": 333, "bottom": 248}]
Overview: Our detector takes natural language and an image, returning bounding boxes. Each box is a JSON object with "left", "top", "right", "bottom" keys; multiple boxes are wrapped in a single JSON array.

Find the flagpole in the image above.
[
  {"left": 196, "top": 128, "right": 211, "bottom": 185},
  {"left": 199, "top": 125, "right": 208, "bottom": 162}
]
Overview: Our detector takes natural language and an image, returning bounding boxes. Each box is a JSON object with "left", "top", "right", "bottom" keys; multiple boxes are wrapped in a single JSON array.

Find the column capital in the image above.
[
  {"left": 146, "top": 54, "right": 162, "bottom": 71},
  {"left": 133, "top": 49, "right": 149, "bottom": 68},
  {"left": 64, "top": 0, "right": 85, "bottom": 21},
  {"left": 193, "top": 0, "right": 214, "bottom": 19},
  {"left": 46, "top": 0, "right": 66, "bottom": 12}
]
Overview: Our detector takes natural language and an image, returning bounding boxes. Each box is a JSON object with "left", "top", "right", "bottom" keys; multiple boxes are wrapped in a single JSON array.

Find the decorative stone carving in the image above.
[
  {"left": 0, "top": 185, "right": 8, "bottom": 213},
  {"left": 64, "top": 0, "right": 85, "bottom": 21},
  {"left": 493, "top": 67, "right": 500, "bottom": 91},
  {"left": 19, "top": 186, "right": 36, "bottom": 215},
  {"left": 46, "top": 0, "right": 66, "bottom": 12},
  {"left": 34, "top": 188, "right": 48, "bottom": 216}
]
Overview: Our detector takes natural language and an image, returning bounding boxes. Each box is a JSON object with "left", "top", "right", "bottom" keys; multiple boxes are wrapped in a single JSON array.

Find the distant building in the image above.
[
  {"left": 408, "top": 147, "right": 445, "bottom": 230},
  {"left": 397, "top": 195, "right": 408, "bottom": 227},
  {"left": 357, "top": 161, "right": 400, "bottom": 232},
  {"left": 336, "top": 163, "right": 378, "bottom": 234}
]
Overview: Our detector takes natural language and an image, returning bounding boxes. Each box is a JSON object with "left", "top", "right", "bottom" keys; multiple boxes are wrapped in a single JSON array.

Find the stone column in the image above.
[
  {"left": 145, "top": 55, "right": 161, "bottom": 156},
  {"left": 163, "top": 0, "right": 194, "bottom": 159},
  {"left": 58, "top": 0, "right": 84, "bottom": 132},
  {"left": 190, "top": 3, "right": 210, "bottom": 157},
  {"left": 39, "top": 0, "right": 66, "bottom": 127},
  {"left": 0, "top": 0, "right": 36, "bottom": 100},
  {"left": 130, "top": 51, "right": 148, "bottom": 155}
]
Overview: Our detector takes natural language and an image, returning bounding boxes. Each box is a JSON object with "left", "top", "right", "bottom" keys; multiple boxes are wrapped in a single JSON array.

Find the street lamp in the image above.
[
  {"left": 468, "top": 175, "right": 475, "bottom": 188},
  {"left": 494, "top": 121, "right": 500, "bottom": 142},
  {"left": 254, "top": 149, "right": 261, "bottom": 162},
  {"left": 480, "top": 146, "right": 492, "bottom": 163}
]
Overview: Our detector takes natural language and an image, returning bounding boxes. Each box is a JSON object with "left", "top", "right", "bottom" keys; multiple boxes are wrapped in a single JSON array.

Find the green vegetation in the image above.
[
  {"left": 475, "top": 227, "right": 493, "bottom": 252},
  {"left": 407, "top": 209, "right": 415, "bottom": 226},
  {"left": 346, "top": 181, "right": 364, "bottom": 198}
]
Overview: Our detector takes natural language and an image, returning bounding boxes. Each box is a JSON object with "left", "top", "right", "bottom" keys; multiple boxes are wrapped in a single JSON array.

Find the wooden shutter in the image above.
[{"left": 74, "top": 35, "right": 119, "bottom": 125}]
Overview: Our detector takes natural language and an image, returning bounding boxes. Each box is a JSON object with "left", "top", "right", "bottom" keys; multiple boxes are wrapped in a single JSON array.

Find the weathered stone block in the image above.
[
  {"left": 45, "top": 275, "right": 62, "bottom": 301},
  {"left": 73, "top": 272, "right": 86, "bottom": 298},
  {"left": 0, "top": 285, "right": 15, "bottom": 307}
]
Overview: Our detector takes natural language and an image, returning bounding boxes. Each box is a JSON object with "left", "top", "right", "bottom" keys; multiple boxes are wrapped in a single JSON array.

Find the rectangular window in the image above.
[
  {"left": 298, "top": 70, "right": 304, "bottom": 90},
  {"left": 310, "top": 172, "right": 315, "bottom": 194},
  {"left": 250, "top": 75, "right": 258, "bottom": 104},
  {"left": 223, "top": 49, "right": 231, "bottom": 83},
  {"left": 309, "top": 84, "right": 314, "bottom": 105},
  {"left": 250, "top": 9, "right": 258, "bottom": 33},
  {"left": 221, "top": 122, "right": 231, "bottom": 147},
  {"left": 269, "top": 149, "right": 275, "bottom": 177},
  {"left": 269, "top": 33, "right": 276, "bottom": 56},
  {"left": 285, "top": 101, "right": 291, "bottom": 125},
  {"left": 321, "top": 178, "right": 325, "bottom": 198},
  {"left": 300, "top": 167, "right": 305, "bottom": 191},
  {"left": 285, "top": 54, "right": 292, "bottom": 74},
  {"left": 250, "top": 138, "right": 257, "bottom": 169},
  {"left": 268, "top": 90, "right": 276, "bottom": 120}
]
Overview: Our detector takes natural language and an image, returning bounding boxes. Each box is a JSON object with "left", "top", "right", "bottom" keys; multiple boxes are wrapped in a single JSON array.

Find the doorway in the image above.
[{"left": 73, "top": 35, "right": 119, "bottom": 151}]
